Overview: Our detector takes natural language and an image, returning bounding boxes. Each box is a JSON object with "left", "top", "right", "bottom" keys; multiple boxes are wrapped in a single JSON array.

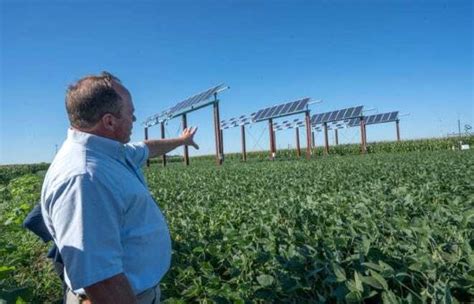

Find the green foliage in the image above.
[
  {"left": 0, "top": 163, "right": 49, "bottom": 186},
  {"left": 0, "top": 173, "right": 62, "bottom": 303},
  {"left": 2, "top": 174, "right": 42, "bottom": 227},
  {"left": 0, "top": 148, "right": 473, "bottom": 302},
  {"left": 148, "top": 149, "right": 474, "bottom": 302},
  {"left": 190, "top": 135, "right": 474, "bottom": 162}
]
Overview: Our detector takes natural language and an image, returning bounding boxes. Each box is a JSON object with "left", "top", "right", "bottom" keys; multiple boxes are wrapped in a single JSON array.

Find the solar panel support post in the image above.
[
  {"left": 360, "top": 118, "right": 367, "bottom": 154},
  {"left": 305, "top": 111, "right": 312, "bottom": 159},
  {"left": 323, "top": 122, "right": 329, "bottom": 155},
  {"left": 396, "top": 119, "right": 401, "bottom": 141},
  {"left": 212, "top": 99, "right": 223, "bottom": 166},
  {"left": 295, "top": 127, "right": 301, "bottom": 157},
  {"left": 335, "top": 129, "right": 339, "bottom": 145},
  {"left": 160, "top": 122, "right": 167, "bottom": 167},
  {"left": 311, "top": 131, "right": 315, "bottom": 148},
  {"left": 268, "top": 119, "right": 275, "bottom": 160},
  {"left": 364, "top": 123, "right": 368, "bottom": 147},
  {"left": 273, "top": 130, "right": 277, "bottom": 154},
  {"left": 182, "top": 114, "right": 190, "bottom": 165},
  {"left": 241, "top": 125, "right": 247, "bottom": 161},
  {"left": 144, "top": 127, "right": 150, "bottom": 167},
  {"left": 220, "top": 129, "right": 224, "bottom": 162}
]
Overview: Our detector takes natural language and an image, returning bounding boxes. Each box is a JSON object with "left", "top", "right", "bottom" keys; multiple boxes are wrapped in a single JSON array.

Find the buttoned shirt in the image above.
[{"left": 41, "top": 129, "right": 171, "bottom": 294}]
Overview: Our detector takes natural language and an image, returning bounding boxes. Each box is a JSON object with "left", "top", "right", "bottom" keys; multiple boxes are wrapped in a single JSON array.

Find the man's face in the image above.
[{"left": 113, "top": 83, "right": 136, "bottom": 143}]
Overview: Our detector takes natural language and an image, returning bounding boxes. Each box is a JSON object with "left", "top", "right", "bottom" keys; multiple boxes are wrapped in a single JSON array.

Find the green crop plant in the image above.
[
  {"left": 146, "top": 149, "right": 474, "bottom": 303},
  {"left": 0, "top": 148, "right": 473, "bottom": 303}
]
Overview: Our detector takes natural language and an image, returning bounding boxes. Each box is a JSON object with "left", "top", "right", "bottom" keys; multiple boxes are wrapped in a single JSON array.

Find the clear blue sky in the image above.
[{"left": 1, "top": 0, "right": 472, "bottom": 164}]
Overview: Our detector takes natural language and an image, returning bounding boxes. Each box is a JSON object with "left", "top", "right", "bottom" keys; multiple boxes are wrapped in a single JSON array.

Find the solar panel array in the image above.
[
  {"left": 168, "top": 84, "right": 227, "bottom": 118},
  {"left": 311, "top": 106, "right": 363, "bottom": 125},
  {"left": 273, "top": 118, "right": 305, "bottom": 131},
  {"left": 347, "top": 111, "right": 399, "bottom": 127},
  {"left": 143, "top": 84, "right": 227, "bottom": 126},
  {"left": 313, "top": 122, "right": 346, "bottom": 132},
  {"left": 143, "top": 109, "right": 171, "bottom": 127},
  {"left": 253, "top": 98, "right": 310, "bottom": 122},
  {"left": 220, "top": 113, "right": 256, "bottom": 129}
]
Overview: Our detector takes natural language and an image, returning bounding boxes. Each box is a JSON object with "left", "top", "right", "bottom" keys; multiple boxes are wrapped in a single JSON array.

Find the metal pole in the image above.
[
  {"left": 182, "top": 114, "right": 189, "bottom": 165},
  {"left": 458, "top": 119, "right": 461, "bottom": 137},
  {"left": 269, "top": 119, "right": 275, "bottom": 160},
  {"left": 364, "top": 122, "right": 368, "bottom": 147},
  {"left": 220, "top": 129, "right": 224, "bottom": 162},
  {"left": 296, "top": 127, "right": 301, "bottom": 157},
  {"left": 216, "top": 103, "right": 223, "bottom": 165},
  {"left": 311, "top": 131, "right": 315, "bottom": 148},
  {"left": 396, "top": 120, "right": 400, "bottom": 141},
  {"left": 144, "top": 127, "right": 150, "bottom": 167},
  {"left": 213, "top": 100, "right": 222, "bottom": 165},
  {"left": 334, "top": 129, "right": 339, "bottom": 145},
  {"left": 160, "top": 122, "right": 167, "bottom": 167},
  {"left": 241, "top": 125, "right": 247, "bottom": 161},
  {"left": 360, "top": 118, "right": 367, "bottom": 154},
  {"left": 273, "top": 130, "right": 277, "bottom": 154},
  {"left": 323, "top": 122, "right": 329, "bottom": 155},
  {"left": 305, "top": 111, "right": 312, "bottom": 159}
]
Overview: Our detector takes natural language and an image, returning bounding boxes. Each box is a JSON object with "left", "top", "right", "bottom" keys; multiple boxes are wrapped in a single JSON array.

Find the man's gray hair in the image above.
[{"left": 66, "top": 71, "right": 123, "bottom": 128}]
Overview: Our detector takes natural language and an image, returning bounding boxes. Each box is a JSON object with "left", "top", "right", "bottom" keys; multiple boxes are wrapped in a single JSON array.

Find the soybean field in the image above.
[
  {"left": 1, "top": 146, "right": 473, "bottom": 303},
  {"left": 151, "top": 150, "right": 474, "bottom": 303}
]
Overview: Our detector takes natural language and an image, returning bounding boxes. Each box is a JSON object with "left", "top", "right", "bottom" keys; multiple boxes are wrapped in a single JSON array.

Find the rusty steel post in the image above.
[
  {"left": 296, "top": 127, "right": 301, "bottom": 157},
  {"left": 360, "top": 118, "right": 367, "bottom": 154},
  {"left": 396, "top": 120, "right": 401, "bottom": 141},
  {"left": 144, "top": 127, "right": 150, "bottom": 167},
  {"left": 213, "top": 101, "right": 222, "bottom": 165},
  {"left": 160, "top": 122, "right": 167, "bottom": 167},
  {"left": 241, "top": 125, "right": 247, "bottom": 161},
  {"left": 311, "top": 131, "right": 315, "bottom": 148},
  {"left": 364, "top": 123, "right": 368, "bottom": 147},
  {"left": 268, "top": 119, "right": 275, "bottom": 160},
  {"left": 273, "top": 130, "right": 277, "bottom": 154},
  {"left": 305, "top": 111, "right": 312, "bottom": 159},
  {"left": 335, "top": 129, "right": 339, "bottom": 145},
  {"left": 220, "top": 129, "right": 224, "bottom": 162},
  {"left": 182, "top": 114, "right": 189, "bottom": 165},
  {"left": 323, "top": 122, "right": 329, "bottom": 155}
]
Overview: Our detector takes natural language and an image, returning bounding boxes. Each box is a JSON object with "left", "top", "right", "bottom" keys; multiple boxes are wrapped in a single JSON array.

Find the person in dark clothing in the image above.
[{"left": 23, "top": 203, "right": 67, "bottom": 303}]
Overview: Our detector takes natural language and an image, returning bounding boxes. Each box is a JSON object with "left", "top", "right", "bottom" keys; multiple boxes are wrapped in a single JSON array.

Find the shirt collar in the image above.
[{"left": 67, "top": 128, "right": 125, "bottom": 160}]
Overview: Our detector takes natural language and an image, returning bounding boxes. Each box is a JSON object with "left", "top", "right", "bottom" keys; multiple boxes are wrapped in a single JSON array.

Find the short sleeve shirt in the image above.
[{"left": 41, "top": 129, "right": 171, "bottom": 294}]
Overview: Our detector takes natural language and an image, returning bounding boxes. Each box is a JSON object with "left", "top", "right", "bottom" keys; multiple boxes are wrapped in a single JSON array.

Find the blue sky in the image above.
[{"left": 1, "top": 0, "right": 472, "bottom": 164}]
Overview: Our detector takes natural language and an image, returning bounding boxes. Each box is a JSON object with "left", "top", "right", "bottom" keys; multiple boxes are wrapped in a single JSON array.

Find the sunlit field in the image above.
[{"left": 1, "top": 138, "right": 473, "bottom": 303}]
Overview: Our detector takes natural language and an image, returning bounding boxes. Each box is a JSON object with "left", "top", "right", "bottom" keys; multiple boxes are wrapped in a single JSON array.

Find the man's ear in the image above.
[{"left": 101, "top": 113, "right": 117, "bottom": 131}]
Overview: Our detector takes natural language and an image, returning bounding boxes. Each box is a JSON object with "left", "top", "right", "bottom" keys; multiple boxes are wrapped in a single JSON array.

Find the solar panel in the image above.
[
  {"left": 143, "top": 84, "right": 228, "bottom": 126},
  {"left": 253, "top": 98, "right": 310, "bottom": 122},
  {"left": 273, "top": 118, "right": 306, "bottom": 131},
  {"left": 334, "top": 108, "right": 348, "bottom": 121},
  {"left": 369, "top": 111, "right": 399, "bottom": 125},
  {"left": 312, "top": 113, "right": 323, "bottom": 125},
  {"left": 143, "top": 109, "right": 172, "bottom": 127},
  {"left": 313, "top": 122, "right": 346, "bottom": 131},
  {"left": 346, "top": 117, "right": 361, "bottom": 128},
  {"left": 311, "top": 106, "right": 363, "bottom": 126},
  {"left": 168, "top": 84, "right": 227, "bottom": 118},
  {"left": 346, "top": 111, "right": 399, "bottom": 128},
  {"left": 221, "top": 113, "right": 255, "bottom": 129}
]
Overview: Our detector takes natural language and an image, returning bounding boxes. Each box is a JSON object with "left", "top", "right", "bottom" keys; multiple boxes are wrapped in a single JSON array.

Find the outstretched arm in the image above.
[{"left": 144, "top": 127, "right": 199, "bottom": 159}]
